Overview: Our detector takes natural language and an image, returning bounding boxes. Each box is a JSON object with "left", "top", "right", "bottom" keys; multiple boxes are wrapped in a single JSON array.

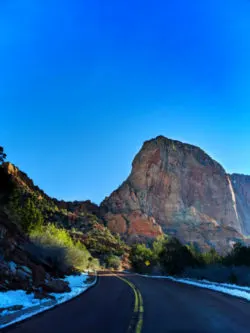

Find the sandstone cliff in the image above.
[
  {"left": 101, "top": 136, "right": 248, "bottom": 251},
  {"left": 230, "top": 174, "right": 250, "bottom": 235}
]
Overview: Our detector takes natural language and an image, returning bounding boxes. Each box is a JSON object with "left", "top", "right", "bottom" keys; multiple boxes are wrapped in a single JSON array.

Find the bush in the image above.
[
  {"left": 30, "top": 224, "right": 97, "bottom": 273},
  {"left": 105, "top": 255, "right": 121, "bottom": 270},
  {"left": 130, "top": 244, "right": 154, "bottom": 273}
]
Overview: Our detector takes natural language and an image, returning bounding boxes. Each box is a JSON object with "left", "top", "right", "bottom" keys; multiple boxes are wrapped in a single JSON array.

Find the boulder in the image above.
[
  {"left": 32, "top": 264, "right": 47, "bottom": 287},
  {"left": 16, "top": 265, "right": 33, "bottom": 283},
  {"left": 42, "top": 279, "right": 71, "bottom": 293},
  {"left": 34, "top": 290, "right": 56, "bottom": 300},
  {"left": 8, "top": 261, "right": 17, "bottom": 274}
]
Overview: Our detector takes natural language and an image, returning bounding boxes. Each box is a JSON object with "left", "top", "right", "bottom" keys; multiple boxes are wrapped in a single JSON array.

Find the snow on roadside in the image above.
[
  {"left": 51, "top": 273, "right": 90, "bottom": 303},
  {"left": 0, "top": 272, "right": 97, "bottom": 329},
  {"left": 0, "top": 290, "right": 48, "bottom": 311},
  {"left": 141, "top": 274, "right": 250, "bottom": 301}
]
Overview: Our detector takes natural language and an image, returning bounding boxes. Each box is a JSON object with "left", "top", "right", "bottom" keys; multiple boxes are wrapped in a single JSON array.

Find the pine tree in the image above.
[{"left": 0, "top": 146, "right": 6, "bottom": 163}]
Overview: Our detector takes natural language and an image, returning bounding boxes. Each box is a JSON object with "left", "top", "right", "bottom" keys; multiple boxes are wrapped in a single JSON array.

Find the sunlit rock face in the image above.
[
  {"left": 230, "top": 174, "right": 250, "bottom": 235},
  {"left": 101, "top": 136, "right": 246, "bottom": 252}
]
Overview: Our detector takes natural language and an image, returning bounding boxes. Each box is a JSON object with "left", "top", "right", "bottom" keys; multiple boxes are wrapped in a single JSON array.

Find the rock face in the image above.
[
  {"left": 230, "top": 174, "right": 250, "bottom": 235},
  {"left": 101, "top": 136, "right": 248, "bottom": 251}
]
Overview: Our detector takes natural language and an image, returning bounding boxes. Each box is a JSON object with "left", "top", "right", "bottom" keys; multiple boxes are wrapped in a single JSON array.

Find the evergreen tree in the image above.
[
  {"left": 159, "top": 238, "right": 196, "bottom": 275},
  {"left": 0, "top": 146, "right": 6, "bottom": 163}
]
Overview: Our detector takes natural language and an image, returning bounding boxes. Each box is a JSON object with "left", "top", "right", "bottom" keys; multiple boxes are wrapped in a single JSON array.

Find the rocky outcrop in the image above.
[
  {"left": 2, "top": 162, "right": 35, "bottom": 193},
  {"left": 42, "top": 279, "right": 70, "bottom": 293},
  {"left": 55, "top": 200, "right": 100, "bottom": 217},
  {"left": 101, "top": 136, "right": 247, "bottom": 251},
  {"left": 105, "top": 211, "right": 163, "bottom": 241}
]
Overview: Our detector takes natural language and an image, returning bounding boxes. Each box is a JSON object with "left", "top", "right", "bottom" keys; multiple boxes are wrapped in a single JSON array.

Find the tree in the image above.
[
  {"left": 0, "top": 146, "right": 6, "bottom": 163},
  {"left": 130, "top": 244, "right": 154, "bottom": 273},
  {"left": 105, "top": 255, "right": 121, "bottom": 270},
  {"left": 159, "top": 237, "right": 196, "bottom": 275},
  {"left": 202, "top": 248, "right": 221, "bottom": 265},
  {"left": 223, "top": 242, "right": 250, "bottom": 266},
  {"left": 152, "top": 235, "right": 169, "bottom": 259},
  {"left": 9, "top": 189, "right": 44, "bottom": 233}
]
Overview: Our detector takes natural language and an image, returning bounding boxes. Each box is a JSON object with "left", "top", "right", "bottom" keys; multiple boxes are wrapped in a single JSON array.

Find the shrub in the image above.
[
  {"left": 130, "top": 244, "right": 154, "bottom": 273},
  {"left": 30, "top": 224, "right": 96, "bottom": 273},
  {"left": 105, "top": 255, "right": 121, "bottom": 270}
]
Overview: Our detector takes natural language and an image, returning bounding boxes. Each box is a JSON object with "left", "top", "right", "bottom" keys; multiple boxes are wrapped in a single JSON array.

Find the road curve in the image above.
[{"left": 4, "top": 272, "right": 250, "bottom": 333}]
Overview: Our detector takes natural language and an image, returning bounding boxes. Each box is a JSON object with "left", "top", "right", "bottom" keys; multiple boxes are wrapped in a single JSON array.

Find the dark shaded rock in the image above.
[
  {"left": 31, "top": 264, "right": 47, "bottom": 287},
  {"left": 34, "top": 290, "right": 56, "bottom": 300},
  {"left": 42, "top": 279, "right": 70, "bottom": 293}
]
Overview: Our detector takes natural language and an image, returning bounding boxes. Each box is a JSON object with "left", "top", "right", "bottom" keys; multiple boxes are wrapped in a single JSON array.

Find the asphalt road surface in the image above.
[{"left": 4, "top": 272, "right": 250, "bottom": 333}]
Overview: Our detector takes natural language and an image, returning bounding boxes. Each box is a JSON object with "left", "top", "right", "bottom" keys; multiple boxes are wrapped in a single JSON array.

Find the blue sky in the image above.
[{"left": 1, "top": 0, "right": 250, "bottom": 204}]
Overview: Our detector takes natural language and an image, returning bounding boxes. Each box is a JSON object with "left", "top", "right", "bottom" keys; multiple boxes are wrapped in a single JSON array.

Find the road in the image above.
[{"left": 3, "top": 272, "right": 250, "bottom": 333}]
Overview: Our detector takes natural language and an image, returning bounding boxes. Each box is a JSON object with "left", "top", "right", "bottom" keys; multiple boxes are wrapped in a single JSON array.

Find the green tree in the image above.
[
  {"left": 20, "top": 197, "right": 44, "bottom": 232},
  {"left": 8, "top": 189, "right": 43, "bottom": 233},
  {"left": 105, "top": 255, "right": 121, "bottom": 270},
  {"left": 202, "top": 248, "right": 221, "bottom": 265},
  {"left": 159, "top": 238, "right": 196, "bottom": 275},
  {"left": 223, "top": 242, "right": 250, "bottom": 266},
  {"left": 152, "top": 235, "right": 169, "bottom": 259},
  {"left": 0, "top": 146, "right": 6, "bottom": 163},
  {"left": 130, "top": 244, "right": 154, "bottom": 273}
]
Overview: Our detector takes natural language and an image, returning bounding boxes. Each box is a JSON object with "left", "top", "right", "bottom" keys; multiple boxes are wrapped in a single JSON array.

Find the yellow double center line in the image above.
[{"left": 115, "top": 274, "right": 144, "bottom": 333}]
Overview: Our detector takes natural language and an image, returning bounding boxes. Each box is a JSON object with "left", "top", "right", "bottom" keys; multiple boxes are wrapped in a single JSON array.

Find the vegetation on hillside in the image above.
[
  {"left": 3, "top": 144, "right": 250, "bottom": 284},
  {"left": 130, "top": 236, "right": 250, "bottom": 285},
  {"left": 0, "top": 150, "right": 129, "bottom": 273},
  {"left": 71, "top": 222, "right": 128, "bottom": 268},
  {"left": 30, "top": 224, "right": 99, "bottom": 273},
  {"left": 8, "top": 188, "right": 44, "bottom": 232}
]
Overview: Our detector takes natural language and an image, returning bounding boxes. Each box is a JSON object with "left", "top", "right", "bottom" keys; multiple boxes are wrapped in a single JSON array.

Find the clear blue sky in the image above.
[{"left": 1, "top": 0, "right": 250, "bottom": 204}]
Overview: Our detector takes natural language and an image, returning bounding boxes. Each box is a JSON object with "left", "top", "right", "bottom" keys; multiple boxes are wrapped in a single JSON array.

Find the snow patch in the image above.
[
  {"left": 51, "top": 273, "right": 89, "bottom": 303},
  {"left": 0, "top": 290, "right": 47, "bottom": 310},
  {"left": 0, "top": 272, "right": 97, "bottom": 329},
  {"left": 141, "top": 274, "right": 250, "bottom": 301}
]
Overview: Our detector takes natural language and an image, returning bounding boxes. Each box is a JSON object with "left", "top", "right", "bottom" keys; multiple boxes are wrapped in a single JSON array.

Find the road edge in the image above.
[{"left": 0, "top": 272, "right": 98, "bottom": 331}]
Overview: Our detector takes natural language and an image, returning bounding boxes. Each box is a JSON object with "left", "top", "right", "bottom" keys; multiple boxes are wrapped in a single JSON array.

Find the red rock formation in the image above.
[
  {"left": 101, "top": 136, "right": 245, "bottom": 251},
  {"left": 105, "top": 211, "right": 162, "bottom": 239}
]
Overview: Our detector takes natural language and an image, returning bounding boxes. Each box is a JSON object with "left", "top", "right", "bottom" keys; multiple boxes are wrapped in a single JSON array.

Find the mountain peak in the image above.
[{"left": 101, "top": 136, "right": 245, "bottom": 252}]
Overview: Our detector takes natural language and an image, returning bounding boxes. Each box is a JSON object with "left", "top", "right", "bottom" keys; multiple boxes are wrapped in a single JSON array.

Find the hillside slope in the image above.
[{"left": 0, "top": 162, "right": 127, "bottom": 292}]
